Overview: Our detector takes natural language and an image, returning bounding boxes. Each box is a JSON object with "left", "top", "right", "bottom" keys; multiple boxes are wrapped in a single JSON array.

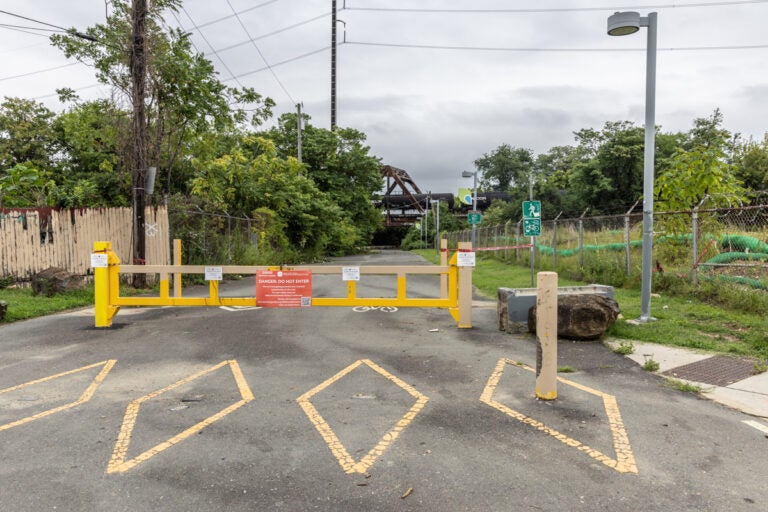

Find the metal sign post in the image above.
[{"left": 522, "top": 201, "right": 541, "bottom": 286}]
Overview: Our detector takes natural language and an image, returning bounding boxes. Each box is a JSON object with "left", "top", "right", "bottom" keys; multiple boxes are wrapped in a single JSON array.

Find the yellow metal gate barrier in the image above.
[{"left": 93, "top": 241, "right": 473, "bottom": 329}]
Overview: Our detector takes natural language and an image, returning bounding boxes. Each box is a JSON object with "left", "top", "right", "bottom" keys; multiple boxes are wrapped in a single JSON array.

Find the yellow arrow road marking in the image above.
[
  {"left": 107, "top": 360, "right": 253, "bottom": 474},
  {"left": 0, "top": 360, "right": 116, "bottom": 432},
  {"left": 480, "top": 358, "right": 638, "bottom": 474}
]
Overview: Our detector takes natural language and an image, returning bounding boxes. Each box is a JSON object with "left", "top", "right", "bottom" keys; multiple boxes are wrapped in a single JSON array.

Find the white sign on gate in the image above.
[
  {"left": 342, "top": 267, "right": 361, "bottom": 281},
  {"left": 91, "top": 253, "right": 108, "bottom": 268},
  {"left": 457, "top": 252, "right": 476, "bottom": 267},
  {"left": 205, "top": 266, "right": 223, "bottom": 281}
]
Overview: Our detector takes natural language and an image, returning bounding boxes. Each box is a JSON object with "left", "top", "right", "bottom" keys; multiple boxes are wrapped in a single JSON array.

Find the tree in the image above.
[
  {"left": 51, "top": 0, "right": 274, "bottom": 198},
  {"left": 566, "top": 121, "right": 681, "bottom": 215},
  {"left": 656, "top": 110, "right": 747, "bottom": 214},
  {"left": 568, "top": 122, "right": 644, "bottom": 215},
  {"left": 190, "top": 137, "right": 350, "bottom": 261},
  {"left": 733, "top": 134, "right": 768, "bottom": 195},
  {"left": 685, "top": 108, "right": 733, "bottom": 151},
  {"left": 0, "top": 164, "right": 55, "bottom": 208},
  {"left": 52, "top": 99, "right": 129, "bottom": 206},
  {"left": 52, "top": 0, "right": 273, "bottom": 283},
  {"left": 533, "top": 145, "right": 581, "bottom": 217},
  {"left": 0, "top": 98, "right": 59, "bottom": 173},
  {"left": 474, "top": 144, "right": 534, "bottom": 192},
  {"left": 261, "top": 113, "right": 383, "bottom": 252},
  {"left": 656, "top": 144, "right": 748, "bottom": 212}
]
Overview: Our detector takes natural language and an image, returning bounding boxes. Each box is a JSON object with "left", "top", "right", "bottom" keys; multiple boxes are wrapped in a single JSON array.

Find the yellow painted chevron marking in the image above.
[
  {"left": 0, "top": 360, "right": 116, "bottom": 432},
  {"left": 480, "top": 358, "right": 637, "bottom": 475},
  {"left": 297, "top": 359, "right": 429, "bottom": 474},
  {"left": 107, "top": 360, "right": 253, "bottom": 474}
]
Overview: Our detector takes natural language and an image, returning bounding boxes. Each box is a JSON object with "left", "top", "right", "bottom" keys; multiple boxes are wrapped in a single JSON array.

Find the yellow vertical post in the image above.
[
  {"left": 397, "top": 272, "right": 407, "bottom": 300},
  {"left": 535, "top": 271, "right": 558, "bottom": 400},
  {"left": 440, "top": 238, "right": 448, "bottom": 299},
  {"left": 347, "top": 280, "right": 357, "bottom": 299},
  {"left": 159, "top": 272, "right": 170, "bottom": 298},
  {"left": 173, "top": 238, "right": 182, "bottom": 298},
  {"left": 208, "top": 279, "right": 219, "bottom": 304},
  {"left": 457, "top": 241, "right": 473, "bottom": 328},
  {"left": 94, "top": 241, "right": 120, "bottom": 328}
]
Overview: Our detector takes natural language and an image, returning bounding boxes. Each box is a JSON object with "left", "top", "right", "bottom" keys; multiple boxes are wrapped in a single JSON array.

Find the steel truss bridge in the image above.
[{"left": 376, "top": 165, "right": 510, "bottom": 227}]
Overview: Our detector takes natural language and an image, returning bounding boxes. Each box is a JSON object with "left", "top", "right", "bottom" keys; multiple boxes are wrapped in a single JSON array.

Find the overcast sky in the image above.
[{"left": 2, "top": 0, "right": 768, "bottom": 195}]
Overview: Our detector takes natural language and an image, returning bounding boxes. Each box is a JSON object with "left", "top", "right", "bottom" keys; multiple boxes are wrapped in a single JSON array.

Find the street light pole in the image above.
[
  {"left": 608, "top": 11, "right": 658, "bottom": 322},
  {"left": 461, "top": 170, "right": 477, "bottom": 247}
]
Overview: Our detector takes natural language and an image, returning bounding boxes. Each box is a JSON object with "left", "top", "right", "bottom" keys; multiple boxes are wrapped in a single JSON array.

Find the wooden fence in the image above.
[{"left": 0, "top": 206, "right": 169, "bottom": 280}]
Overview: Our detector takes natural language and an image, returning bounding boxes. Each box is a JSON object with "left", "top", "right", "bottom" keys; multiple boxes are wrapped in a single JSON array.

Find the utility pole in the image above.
[
  {"left": 297, "top": 102, "right": 303, "bottom": 164},
  {"left": 331, "top": 0, "right": 337, "bottom": 130},
  {"left": 130, "top": 0, "right": 148, "bottom": 287}
]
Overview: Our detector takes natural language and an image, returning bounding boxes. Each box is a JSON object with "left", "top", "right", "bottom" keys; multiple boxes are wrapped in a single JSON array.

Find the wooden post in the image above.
[
  {"left": 440, "top": 238, "right": 448, "bottom": 299},
  {"left": 457, "top": 241, "right": 473, "bottom": 329},
  {"left": 173, "top": 238, "right": 182, "bottom": 297},
  {"left": 535, "top": 271, "right": 558, "bottom": 400}
]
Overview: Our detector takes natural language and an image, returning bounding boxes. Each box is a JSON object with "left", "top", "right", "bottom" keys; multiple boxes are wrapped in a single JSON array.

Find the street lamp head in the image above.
[
  {"left": 607, "top": 11, "right": 641, "bottom": 36},
  {"left": 461, "top": 171, "right": 474, "bottom": 178}
]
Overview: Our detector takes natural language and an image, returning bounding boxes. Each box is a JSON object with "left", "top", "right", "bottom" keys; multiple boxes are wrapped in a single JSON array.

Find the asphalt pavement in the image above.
[{"left": 1, "top": 249, "right": 767, "bottom": 512}]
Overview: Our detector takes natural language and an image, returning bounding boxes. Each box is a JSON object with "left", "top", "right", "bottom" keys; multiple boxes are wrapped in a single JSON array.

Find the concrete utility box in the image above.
[{"left": 497, "top": 285, "right": 614, "bottom": 333}]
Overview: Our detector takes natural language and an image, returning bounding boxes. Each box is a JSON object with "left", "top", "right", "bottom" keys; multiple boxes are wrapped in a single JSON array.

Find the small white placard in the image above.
[
  {"left": 457, "top": 252, "right": 476, "bottom": 267},
  {"left": 205, "top": 266, "right": 223, "bottom": 281},
  {"left": 90, "top": 253, "right": 108, "bottom": 268},
  {"left": 342, "top": 267, "right": 361, "bottom": 281}
]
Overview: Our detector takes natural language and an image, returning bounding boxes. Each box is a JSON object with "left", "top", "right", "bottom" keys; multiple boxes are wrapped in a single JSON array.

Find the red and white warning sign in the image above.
[{"left": 256, "top": 270, "right": 312, "bottom": 308}]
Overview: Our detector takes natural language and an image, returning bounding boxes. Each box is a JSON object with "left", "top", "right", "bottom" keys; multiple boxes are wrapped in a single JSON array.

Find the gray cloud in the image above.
[{"left": 3, "top": 0, "right": 768, "bottom": 195}]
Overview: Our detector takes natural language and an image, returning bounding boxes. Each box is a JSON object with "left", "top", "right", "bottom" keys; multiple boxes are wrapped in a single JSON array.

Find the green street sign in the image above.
[
  {"left": 467, "top": 211, "right": 482, "bottom": 225},
  {"left": 522, "top": 200, "right": 541, "bottom": 220},
  {"left": 523, "top": 218, "right": 541, "bottom": 237}
]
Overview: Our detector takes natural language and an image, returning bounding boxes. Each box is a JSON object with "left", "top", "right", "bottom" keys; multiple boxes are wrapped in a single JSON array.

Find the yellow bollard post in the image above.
[
  {"left": 93, "top": 241, "right": 120, "bottom": 328},
  {"left": 535, "top": 271, "right": 558, "bottom": 400}
]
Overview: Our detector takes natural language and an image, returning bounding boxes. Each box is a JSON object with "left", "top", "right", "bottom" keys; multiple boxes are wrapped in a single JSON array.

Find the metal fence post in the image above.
[
  {"left": 553, "top": 212, "right": 562, "bottom": 268},
  {"left": 578, "top": 208, "right": 589, "bottom": 269},
  {"left": 625, "top": 200, "right": 639, "bottom": 276},
  {"left": 227, "top": 213, "right": 232, "bottom": 263},
  {"left": 504, "top": 220, "right": 511, "bottom": 261},
  {"left": 692, "top": 195, "right": 709, "bottom": 286}
]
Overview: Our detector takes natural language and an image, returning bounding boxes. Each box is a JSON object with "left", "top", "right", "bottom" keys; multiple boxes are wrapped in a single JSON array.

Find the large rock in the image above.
[
  {"left": 31, "top": 267, "right": 85, "bottom": 297},
  {"left": 528, "top": 294, "right": 620, "bottom": 341}
]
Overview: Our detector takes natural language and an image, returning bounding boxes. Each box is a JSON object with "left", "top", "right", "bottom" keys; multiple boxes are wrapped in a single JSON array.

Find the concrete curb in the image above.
[{"left": 605, "top": 339, "right": 768, "bottom": 419}]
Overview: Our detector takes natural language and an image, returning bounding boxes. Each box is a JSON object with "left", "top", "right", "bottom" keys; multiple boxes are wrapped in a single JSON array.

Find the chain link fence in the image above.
[
  {"left": 168, "top": 208, "right": 261, "bottom": 265},
  {"left": 445, "top": 204, "right": 768, "bottom": 289}
]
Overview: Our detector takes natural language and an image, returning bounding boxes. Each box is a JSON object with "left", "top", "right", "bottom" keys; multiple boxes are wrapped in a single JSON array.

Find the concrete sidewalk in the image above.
[{"left": 605, "top": 339, "right": 768, "bottom": 419}]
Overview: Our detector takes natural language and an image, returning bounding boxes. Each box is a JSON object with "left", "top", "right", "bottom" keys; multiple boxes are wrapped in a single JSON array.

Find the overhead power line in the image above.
[
  {"left": 346, "top": 40, "right": 768, "bottom": 52},
  {"left": 194, "top": 0, "right": 285, "bottom": 29},
  {"left": 0, "top": 8, "right": 97, "bottom": 41},
  {"left": 344, "top": 0, "right": 768, "bottom": 13},
  {"left": 0, "top": 61, "right": 81, "bottom": 82},
  {"left": 224, "top": 0, "right": 295, "bottom": 104},
  {"left": 211, "top": 12, "right": 330, "bottom": 55},
  {"left": 176, "top": 7, "right": 245, "bottom": 89},
  {"left": 228, "top": 45, "right": 331, "bottom": 80},
  {"left": 0, "top": 25, "right": 58, "bottom": 38},
  {"left": 0, "top": 23, "right": 64, "bottom": 33},
  {"left": 0, "top": 8, "right": 71, "bottom": 31}
]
